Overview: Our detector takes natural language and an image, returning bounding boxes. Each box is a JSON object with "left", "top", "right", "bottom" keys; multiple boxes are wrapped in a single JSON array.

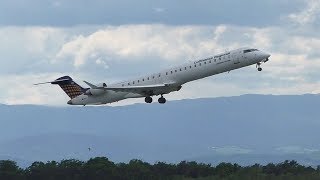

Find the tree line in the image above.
[{"left": 1, "top": 157, "right": 320, "bottom": 180}]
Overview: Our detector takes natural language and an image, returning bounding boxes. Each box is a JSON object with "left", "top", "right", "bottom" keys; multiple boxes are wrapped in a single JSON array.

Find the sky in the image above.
[{"left": 0, "top": 0, "right": 320, "bottom": 106}]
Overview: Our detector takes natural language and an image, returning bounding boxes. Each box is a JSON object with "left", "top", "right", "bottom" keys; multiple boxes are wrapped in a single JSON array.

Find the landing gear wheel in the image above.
[
  {"left": 258, "top": 67, "right": 262, "bottom": 71},
  {"left": 158, "top": 97, "right": 166, "bottom": 104},
  {"left": 145, "top": 97, "right": 152, "bottom": 103}
]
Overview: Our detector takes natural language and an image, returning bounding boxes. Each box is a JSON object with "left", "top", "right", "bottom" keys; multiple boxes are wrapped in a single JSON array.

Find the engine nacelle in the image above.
[
  {"left": 96, "top": 83, "right": 107, "bottom": 88},
  {"left": 85, "top": 89, "right": 106, "bottom": 96},
  {"left": 85, "top": 83, "right": 107, "bottom": 96}
]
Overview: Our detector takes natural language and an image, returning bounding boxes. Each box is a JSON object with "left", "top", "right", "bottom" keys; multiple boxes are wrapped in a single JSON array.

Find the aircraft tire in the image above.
[
  {"left": 145, "top": 97, "right": 153, "bottom": 103},
  {"left": 158, "top": 97, "right": 166, "bottom": 104}
]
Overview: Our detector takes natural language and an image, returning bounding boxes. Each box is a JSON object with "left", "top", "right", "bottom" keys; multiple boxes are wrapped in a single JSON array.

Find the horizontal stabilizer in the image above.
[
  {"left": 34, "top": 78, "right": 71, "bottom": 85},
  {"left": 83, "top": 81, "right": 98, "bottom": 89}
]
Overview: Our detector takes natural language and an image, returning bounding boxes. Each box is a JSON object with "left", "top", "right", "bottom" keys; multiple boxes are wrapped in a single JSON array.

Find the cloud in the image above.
[
  {"left": 51, "top": 1, "right": 62, "bottom": 7},
  {"left": 213, "top": 25, "right": 227, "bottom": 41},
  {"left": 0, "top": 26, "right": 67, "bottom": 74},
  {"left": 0, "top": 26, "right": 64, "bottom": 55},
  {"left": 275, "top": 146, "right": 320, "bottom": 154},
  {"left": 209, "top": 146, "right": 253, "bottom": 155},
  {"left": 55, "top": 25, "right": 224, "bottom": 67},
  {"left": 0, "top": 0, "right": 301, "bottom": 26},
  {"left": 0, "top": 73, "right": 68, "bottom": 105},
  {"left": 1, "top": 21, "right": 320, "bottom": 105},
  {"left": 288, "top": 0, "right": 320, "bottom": 25},
  {"left": 153, "top": 7, "right": 166, "bottom": 13},
  {"left": 95, "top": 58, "right": 109, "bottom": 69}
]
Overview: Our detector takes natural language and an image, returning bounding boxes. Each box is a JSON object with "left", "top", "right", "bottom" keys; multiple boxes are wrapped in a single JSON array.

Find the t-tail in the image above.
[{"left": 34, "top": 76, "right": 86, "bottom": 99}]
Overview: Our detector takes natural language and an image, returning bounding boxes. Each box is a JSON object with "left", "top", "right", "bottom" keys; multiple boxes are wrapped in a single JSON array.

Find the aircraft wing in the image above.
[{"left": 102, "top": 83, "right": 176, "bottom": 95}]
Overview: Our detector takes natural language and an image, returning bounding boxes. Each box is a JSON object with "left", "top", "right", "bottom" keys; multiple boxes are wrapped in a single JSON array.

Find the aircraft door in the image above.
[
  {"left": 156, "top": 73, "right": 163, "bottom": 84},
  {"left": 233, "top": 52, "right": 240, "bottom": 65}
]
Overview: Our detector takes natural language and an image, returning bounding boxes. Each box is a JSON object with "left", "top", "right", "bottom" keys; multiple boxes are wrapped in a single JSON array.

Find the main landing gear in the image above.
[
  {"left": 145, "top": 96, "right": 153, "bottom": 103},
  {"left": 144, "top": 95, "right": 167, "bottom": 104},
  {"left": 158, "top": 95, "right": 166, "bottom": 104}
]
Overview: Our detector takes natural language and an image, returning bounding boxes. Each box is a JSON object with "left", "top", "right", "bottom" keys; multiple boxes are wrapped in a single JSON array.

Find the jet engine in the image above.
[
  {"left": 96, "top": 83, "right": 107, "bottom": 88},
  {"left": 85, "top": 83, "right": 107, "bottom": 96}
]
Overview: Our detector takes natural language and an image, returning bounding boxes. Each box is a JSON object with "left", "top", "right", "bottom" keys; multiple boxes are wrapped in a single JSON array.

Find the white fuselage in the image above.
[{"left": 70, "top": 48, "right": 270, "bottom": 105}]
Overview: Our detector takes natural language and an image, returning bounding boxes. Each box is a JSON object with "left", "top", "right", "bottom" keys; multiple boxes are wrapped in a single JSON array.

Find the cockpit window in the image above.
[{"left": 243, "top": 49, "right": 258, "bottom": 53}]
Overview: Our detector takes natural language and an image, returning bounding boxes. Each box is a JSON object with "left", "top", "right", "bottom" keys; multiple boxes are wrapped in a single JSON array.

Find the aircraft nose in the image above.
[
  {"left": 266, "top": 53, "right": 271, "bottom": 58},
  {"left": 67, "top": 100, "right": 73, "bottom": 105},
  {"left": 263, "top": 52, "right": 271, "bottom": 59},
  {"left": 259, "top": 52, "right": 271, "bottom": 61}
]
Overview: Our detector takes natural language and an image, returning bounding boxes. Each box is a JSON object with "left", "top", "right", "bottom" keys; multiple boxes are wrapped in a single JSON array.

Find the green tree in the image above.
[
  {"left": 57, "top": 159, "right": 84, "bottom": 180},
  {"left": 26, "top": 161, "right": 59, "bottom": 180},
  {"left": 214, "top": 162, "right": 240, "bottom": 177},
  {"left": 120, "top": 159, "right": 153, "bottom": 180},
  {"left": 152, "top": 161, "right": 176, "bottom": 178},
  {"left": 1, "top": 157, "right": 320, "bottom": 180},
  {"left": 82, "top": 157, "right": 118, "bottom": 180},
  {"left": 0, "top": 160, "right": 24, "bottom": 180},
  {"left": 176, "top": 161, "right": 213, "bottom": 178}
]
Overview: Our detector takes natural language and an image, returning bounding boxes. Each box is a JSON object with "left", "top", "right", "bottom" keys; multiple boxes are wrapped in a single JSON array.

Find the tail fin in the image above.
[{"left": 51, "top": 76, "right": 86, "bottom": 99}]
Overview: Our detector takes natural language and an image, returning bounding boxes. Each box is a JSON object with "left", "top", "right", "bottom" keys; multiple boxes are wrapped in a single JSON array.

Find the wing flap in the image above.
[{"left": 102, "top": 83, "right": 176, "bottom": 95}]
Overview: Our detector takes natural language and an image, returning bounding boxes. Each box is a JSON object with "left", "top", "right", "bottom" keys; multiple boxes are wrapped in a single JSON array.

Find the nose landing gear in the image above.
[
  {"left": 256, "top": 57, "right": 270, "bottom": 71},
  {"left": 256, "top": 62, "right": 262, "bottom": 71}
]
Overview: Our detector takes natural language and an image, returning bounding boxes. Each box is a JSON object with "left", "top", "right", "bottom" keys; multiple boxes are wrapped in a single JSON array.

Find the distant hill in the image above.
[{"left": 0, "top": 94, "right": 320, "bottom": 167}]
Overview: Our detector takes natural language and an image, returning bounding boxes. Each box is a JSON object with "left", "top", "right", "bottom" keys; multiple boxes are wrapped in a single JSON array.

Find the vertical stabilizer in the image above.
[{"left": 51, "top": 76, "right": 85, "bottom": 99}]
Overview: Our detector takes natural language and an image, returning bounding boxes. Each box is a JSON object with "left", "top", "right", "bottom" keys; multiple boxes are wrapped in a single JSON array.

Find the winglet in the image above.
[{"left": 83, "top": 81, "right": 98, "bottom": 89}]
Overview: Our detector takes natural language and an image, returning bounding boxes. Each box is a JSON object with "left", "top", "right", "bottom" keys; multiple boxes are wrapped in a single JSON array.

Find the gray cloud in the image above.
[
  {"left": 0, "top": 0, "right": 302, "bottom": 26},
  {"left": 1, "top": 0, "right": 320, "bottom": 105},
  {"left": 1, "top": 22, "right": 320, "bottom": 105}
]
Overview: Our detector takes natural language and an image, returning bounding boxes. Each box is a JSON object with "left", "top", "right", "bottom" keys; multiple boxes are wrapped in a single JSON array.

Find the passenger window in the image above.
[
  {"left": 171, "top": 71, "right": 173, "bottom": 74},
  {"left": 152, "top": 76, "right": 155, "bottom": 79},
  {"left": 180, "top": 68, "right": 182, "bottom": 71},
  {"left": 194, "top": 64, "right": 196, "bottom": 67},
  {"left": 122, "top": 84, "right": 124, "bottom": 87},
  {"left": 199, "top": 63, "right": 201, "bottom": 66},
  {"left": 185, "top": 67, "right": 187, "bottom": 70},
  {"left": 175, "top": 70, "right": 177, "bottom": 72},
  {"left": 142, "top": 78, "right": 144, "bottom": 81},
  {"left": 166, "top": 72, "right": 168, "bottom": 75},
  {"left": 128, "top": 83, "right": 130, "bottom": 85},
  {"left": 147, "top": 77, "right": 149, "bottom": 80},
  {"left": 204, "top": 62, "right": 206, "bottom": 64},
  {"left": 133, "top": 81, "right": 135, "bottom": 84},
  {"left": 158, "top": 74, "right": 161, "bottom": 77},
  {"left": 138, "top": 80, "right": 140, "bottom": 83},
  {"left": 190, "top": 66, "right": 192, "bottom": 68},
  {"left": 209, "top": 60, "right": 211, "bottom": 63}
]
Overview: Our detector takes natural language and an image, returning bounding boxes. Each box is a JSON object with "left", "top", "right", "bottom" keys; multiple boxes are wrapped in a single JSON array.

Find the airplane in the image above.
[{"left": 35, "top": 47, "right": 270, "bottom": 105}]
